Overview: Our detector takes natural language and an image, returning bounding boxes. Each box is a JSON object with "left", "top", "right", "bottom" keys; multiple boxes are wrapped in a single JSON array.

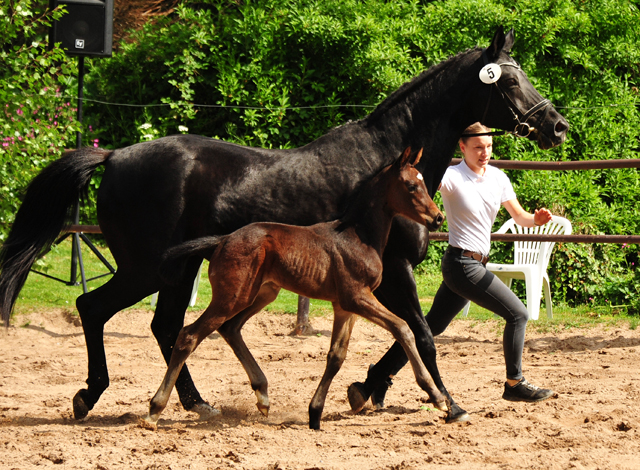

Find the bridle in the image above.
[{"left": 479, "top": 50, "right": 552, "bottom": 138}]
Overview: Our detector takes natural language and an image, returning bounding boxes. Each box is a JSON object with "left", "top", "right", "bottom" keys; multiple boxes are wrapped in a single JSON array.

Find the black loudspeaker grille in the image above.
[
  {"left": 50, "top": 0, "right": 113, "bottom": 57},
  {"left": 58, "top": 4, "right": 105, "bottom": 54}
]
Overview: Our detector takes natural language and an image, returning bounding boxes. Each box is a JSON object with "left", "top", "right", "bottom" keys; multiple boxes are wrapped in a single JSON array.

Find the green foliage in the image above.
[
  {"left": 0, "top": 1, "right": 80, "bottom": 242},
  {"left": 2, "top": 0, "right": 639, "bottom": 312}
]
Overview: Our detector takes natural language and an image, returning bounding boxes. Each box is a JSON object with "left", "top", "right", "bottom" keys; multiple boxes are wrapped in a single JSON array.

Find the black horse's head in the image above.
[{"left": 475, "top": 27, "right": 569, "bottom": 149}]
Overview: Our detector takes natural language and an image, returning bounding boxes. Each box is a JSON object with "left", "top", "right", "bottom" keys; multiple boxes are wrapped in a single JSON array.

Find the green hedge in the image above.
[
  {"left": 1, "top": 0, "right": 639, "bottom": 311},
  {"left": 0, "top": 1, "right": 80, "bottom": 241}
]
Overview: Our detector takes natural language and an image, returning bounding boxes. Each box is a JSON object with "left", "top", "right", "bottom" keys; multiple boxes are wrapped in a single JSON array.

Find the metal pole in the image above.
[
  {"left": 70, "top": 56, "right": 88, "bottom": 291},
  {"left": 294, "top": 296, "right": 311, "bottom": 335}
]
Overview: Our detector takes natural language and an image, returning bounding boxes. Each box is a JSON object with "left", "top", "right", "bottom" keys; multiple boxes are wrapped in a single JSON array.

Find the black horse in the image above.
[{"left": 0, "top": 27, "right": 567, "bottom": 423}]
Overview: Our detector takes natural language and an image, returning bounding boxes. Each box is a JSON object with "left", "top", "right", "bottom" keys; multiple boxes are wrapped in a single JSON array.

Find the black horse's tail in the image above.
[
  {"left": 160, "top": 236, "right": 227, "bottom": 286},
  {"left": 0, "top": 147, "right": 112, "bottom": 326}
]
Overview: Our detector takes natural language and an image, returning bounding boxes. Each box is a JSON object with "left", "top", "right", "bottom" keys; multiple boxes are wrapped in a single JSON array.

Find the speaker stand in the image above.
[{"left": 30, "top": 56, "right": 116, "bottom": 293}]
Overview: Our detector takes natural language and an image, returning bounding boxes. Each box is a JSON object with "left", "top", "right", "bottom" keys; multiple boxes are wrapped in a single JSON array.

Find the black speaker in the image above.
[{"left": 49, "top": 0, "right": 113, "bottom": 57}]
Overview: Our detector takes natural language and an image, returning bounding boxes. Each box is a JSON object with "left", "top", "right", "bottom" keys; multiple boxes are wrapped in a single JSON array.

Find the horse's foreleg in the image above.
[
  {"left": 218, "top": 282, "right": 281, "bottom": 416},
  {"left": 74, "top": 271, "right": 158, "bottom": 419},
  {"left": 346, "top": 291, "right": 448, "bottom": 413},
  {"left": 308, "top": 306, "right": 357, "bottom": 430},
  {"left": 354, "top": 255, "right": 469, "bottom": 423}
]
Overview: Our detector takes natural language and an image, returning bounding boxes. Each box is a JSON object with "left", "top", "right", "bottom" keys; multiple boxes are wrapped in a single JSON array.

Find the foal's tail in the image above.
[
  {"left": 160, "top": 236, "right": 227, "bottom": 286},
  {"left": 0, "top": 148, "right": 112, "bottom": 326}
]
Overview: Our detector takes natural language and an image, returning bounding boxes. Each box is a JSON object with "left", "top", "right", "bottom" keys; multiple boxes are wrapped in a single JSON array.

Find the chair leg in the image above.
[
  {"left": 189, "top": 261, "right": 203, "bottom": 307},
  {"left": 524, "top": 274, "right": 542, "bottom": 321},
  {"left": 543, "top": 274, "right": 553, "bottom": 319}
]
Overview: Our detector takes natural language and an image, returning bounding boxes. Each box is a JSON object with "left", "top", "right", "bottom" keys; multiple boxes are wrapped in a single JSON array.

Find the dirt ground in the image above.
[{"left": 1, "top": 308, "right": 640, "bottom": 470}]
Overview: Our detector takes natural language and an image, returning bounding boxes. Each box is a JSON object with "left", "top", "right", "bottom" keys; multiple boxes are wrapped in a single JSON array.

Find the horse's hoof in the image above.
[
  {"left": 191, "top": 402, "right": 221, "bottom": 421},
  {"left": 446, "top": 410, "right": 471, "bottom": 423},
  {"left": 433, "top": 400, "right": 449, "bottom": 412},
  {"left": 140, "top": 414, "right": 159, "bottom": 430},
  {"left": 347, "top": 382, "right": 368, "bottom": 413},
  {"left": 255, "top": 391, "right": 270, "bottom": 417},
  {"left": 256, "top": 403, "right": 269, "bottom": 417},
  {"left": 72, "top": 389, "right": 92, "bottom": 420}
]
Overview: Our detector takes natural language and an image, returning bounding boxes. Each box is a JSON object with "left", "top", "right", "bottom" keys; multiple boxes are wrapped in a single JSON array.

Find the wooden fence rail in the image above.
[
  {"left": 428, "top": 233, "right": 640, "bottom": 243},
  {"left": 449, "top": 158, "right": 640, "bottom": 170}
]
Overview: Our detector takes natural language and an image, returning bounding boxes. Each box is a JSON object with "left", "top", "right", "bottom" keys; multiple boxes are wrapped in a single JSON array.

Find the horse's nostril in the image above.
[
  {"left": 436, "top": 214, "right": 444, "bottom": 225},
  {"left": 555, "top": 120, "right": 569, "bottom": 134}
]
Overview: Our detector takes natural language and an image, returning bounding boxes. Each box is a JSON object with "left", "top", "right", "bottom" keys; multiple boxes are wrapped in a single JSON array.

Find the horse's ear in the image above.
[
  {"left": 487, "top": 26, "right": 514, "bottom": 60},
  {"left": 399, "top": 146, "right": 412, "bottom": 167},
  {"left": 503, "top": 28, "right": 515, "bottom": 53},
  {"left": 412, "top": 148, "right": 423, "bottom": 166}
]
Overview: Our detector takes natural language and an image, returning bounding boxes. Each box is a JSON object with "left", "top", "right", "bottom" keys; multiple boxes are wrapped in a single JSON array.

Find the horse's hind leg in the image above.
[
  {"left": 218, "top": 282, "right": 281, "bottom": 417},
  {"left": 308, "top": 306, "right": 357, "bottom": 430},
  {"left": 151, "top": 260, "right": 216, "bottom": 418},
  {"left": 74, "top": 270, "right": 158, "bottom": 419}
]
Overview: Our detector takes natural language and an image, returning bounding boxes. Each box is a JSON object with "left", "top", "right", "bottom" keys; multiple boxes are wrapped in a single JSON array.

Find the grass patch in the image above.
[{"left": 10, "top": 237, "right": 639, "bottom": 332}]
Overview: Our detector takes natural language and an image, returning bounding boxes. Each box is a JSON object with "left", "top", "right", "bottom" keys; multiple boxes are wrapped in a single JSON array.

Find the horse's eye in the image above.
[
  {"left": 407, "top": 183, "right": 418, "bottom": 193},
  {"left": 504, "top": 77, "right": 518, "bottom": 88}
]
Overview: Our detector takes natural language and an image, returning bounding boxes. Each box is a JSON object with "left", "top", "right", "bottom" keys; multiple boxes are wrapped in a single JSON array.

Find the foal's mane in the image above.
[{"left": 334, "top": 163, "right": 393, "bottom": 231}]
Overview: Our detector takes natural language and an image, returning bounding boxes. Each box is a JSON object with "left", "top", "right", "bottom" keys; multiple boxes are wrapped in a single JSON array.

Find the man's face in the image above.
[{"left": 459, "top": 135, "right": 493, "bottom": 175}]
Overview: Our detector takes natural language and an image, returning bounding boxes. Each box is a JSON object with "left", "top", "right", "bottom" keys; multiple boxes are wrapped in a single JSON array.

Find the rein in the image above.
[{"left": 480, "top": 50, "right": 552, "bottom": 138}]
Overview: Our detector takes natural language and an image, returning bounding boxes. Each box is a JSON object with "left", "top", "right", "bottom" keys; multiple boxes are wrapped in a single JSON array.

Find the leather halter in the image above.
[{"left": 481, "top": 50, "right": 552, "bottom": 138}]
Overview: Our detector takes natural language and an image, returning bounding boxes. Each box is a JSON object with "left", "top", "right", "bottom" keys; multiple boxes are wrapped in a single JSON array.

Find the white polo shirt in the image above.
[{"left": 440, "top": 159, "right": 516, "bottom": 256}]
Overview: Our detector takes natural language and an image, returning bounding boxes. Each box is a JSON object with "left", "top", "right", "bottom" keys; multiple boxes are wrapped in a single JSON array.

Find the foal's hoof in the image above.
[
  {"left": 433, "top": 400, "right": 449, "bottom": 412},
  {"left": 72, "top": 389, "right": 92, "bottom": 420},
  {"left": 191, "top": 402, "right": 221, "bottom": 421},
  {"left": 446, "top": 409, "right": 471, "bottom": 423},
  {"left": 140, "top": 414, "right": 159, "bottom": 430},
  {"left": 255, "top": 390, "right": 270, "bottom": 417},
  {"left": 347, "top": 382, "right": 368, "bottom": 413}
]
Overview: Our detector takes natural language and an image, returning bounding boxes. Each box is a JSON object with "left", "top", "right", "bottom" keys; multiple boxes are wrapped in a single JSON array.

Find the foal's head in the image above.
[{"left": 386, "top": 148, "right": 444, "bottom": 231}]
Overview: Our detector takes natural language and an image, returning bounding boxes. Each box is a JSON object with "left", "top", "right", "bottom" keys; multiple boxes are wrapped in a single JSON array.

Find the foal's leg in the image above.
[
  {"left": 146, "top": 300, "right": 234, "bottom": 425},
  {"left": 218, "top": 282, "right": 281, "bottom": 416},
  {"left": 151, "top": 259, "right": 217, "bottom": 419},
  {"left": 350, "top": 254, "right": 469, "bottom": 422},
  {"left": 345, "top": 291, "right": 448, "bottom": 412},
  {"left": 308, "top": 306, "right": 357, "bottom": 430}
]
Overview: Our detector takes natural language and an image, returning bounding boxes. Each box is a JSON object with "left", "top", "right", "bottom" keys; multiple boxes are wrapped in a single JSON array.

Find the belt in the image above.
[{"left": 448, "top": 246, "right": 489, "bottom": 265}]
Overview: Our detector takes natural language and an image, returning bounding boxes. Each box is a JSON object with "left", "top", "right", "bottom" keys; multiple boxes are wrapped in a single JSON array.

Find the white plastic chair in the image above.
[
  {"left": 150, "top": 261, "right": 202, "bottom": 308},
  {"left": 461, "top": 215, "right": 572, "bottom": 320}
]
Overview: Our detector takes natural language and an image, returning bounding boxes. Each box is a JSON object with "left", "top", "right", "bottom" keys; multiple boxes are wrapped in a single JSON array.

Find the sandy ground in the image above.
[{"left": 1, "top": 307, "right": 640, "bottom": 469}]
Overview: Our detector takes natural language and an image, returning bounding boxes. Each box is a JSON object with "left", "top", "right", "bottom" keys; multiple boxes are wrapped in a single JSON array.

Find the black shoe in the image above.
[
  {"left": 502, "top": 378, "right": 554, "bottom": 403},
  {"left": 369, "top": 364, "right": 393, "bottom": 410}
]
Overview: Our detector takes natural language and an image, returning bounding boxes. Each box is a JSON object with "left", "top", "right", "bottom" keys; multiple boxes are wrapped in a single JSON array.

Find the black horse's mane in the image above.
[{"left": 363, "top": 46, "right": 483, "bottom": 125}]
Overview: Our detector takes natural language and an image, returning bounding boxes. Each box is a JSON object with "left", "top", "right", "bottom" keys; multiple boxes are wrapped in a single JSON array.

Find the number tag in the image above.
[{"left": 479, "top": 63, "right": 502, "bottom": 84}]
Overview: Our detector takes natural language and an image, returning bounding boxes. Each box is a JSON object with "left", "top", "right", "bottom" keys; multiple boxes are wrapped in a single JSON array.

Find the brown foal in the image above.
[{"left": 146, "top": 147, "right": 446, "bottom": 430}]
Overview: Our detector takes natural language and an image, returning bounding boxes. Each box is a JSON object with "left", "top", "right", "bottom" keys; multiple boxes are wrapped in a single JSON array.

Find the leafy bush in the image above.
[
  {"left": 2, "top": 0, "right": 639, "bottom": 310},
  {"left": 0, "top": 1, "right": 80, "bottom": 242}
]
